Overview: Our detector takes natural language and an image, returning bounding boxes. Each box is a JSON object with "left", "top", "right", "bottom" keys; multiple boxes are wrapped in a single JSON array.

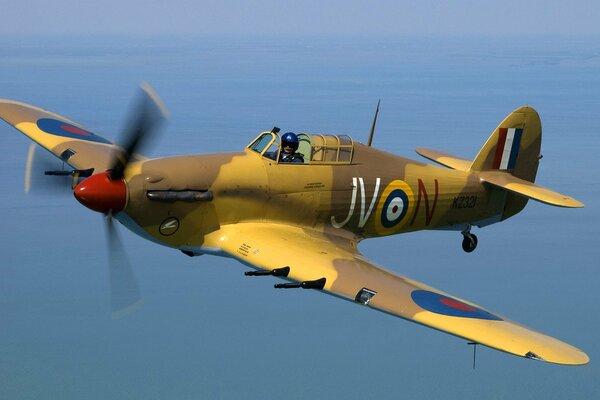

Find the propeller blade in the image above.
[
  {"left": 110, "top": 83, "right": 169, "bottom": 180},
  {"left": 105, "top": 215, "right": 143, "bottom": 318}
]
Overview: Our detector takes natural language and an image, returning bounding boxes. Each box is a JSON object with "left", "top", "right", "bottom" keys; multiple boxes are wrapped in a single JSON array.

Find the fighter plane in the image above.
[{"left": 0, "top": 85, "right": 588, "bottom": 365}]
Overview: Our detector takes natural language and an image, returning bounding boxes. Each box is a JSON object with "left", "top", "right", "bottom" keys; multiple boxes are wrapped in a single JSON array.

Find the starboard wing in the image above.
[
  {"left": 0, "top": 99, "right": 116, "bottom": 172},
  {"left": 201, "top": 223, "right": 588, "bottom": 365}
]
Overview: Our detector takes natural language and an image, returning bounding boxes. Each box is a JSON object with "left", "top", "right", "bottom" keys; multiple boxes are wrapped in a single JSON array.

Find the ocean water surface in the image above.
[{"left": 1, "top": 34, "right": 599, "bottom": 399}]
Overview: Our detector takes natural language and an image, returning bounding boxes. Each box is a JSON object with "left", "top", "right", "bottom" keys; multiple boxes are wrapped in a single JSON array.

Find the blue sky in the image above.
[{"left": 1, "top": 0, "right": 599, "bottom": 35}]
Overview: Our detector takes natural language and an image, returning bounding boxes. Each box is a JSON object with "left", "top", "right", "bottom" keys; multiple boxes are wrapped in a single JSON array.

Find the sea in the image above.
[{"left": 1, "top": 34, "right": 599, "bottom": 399}]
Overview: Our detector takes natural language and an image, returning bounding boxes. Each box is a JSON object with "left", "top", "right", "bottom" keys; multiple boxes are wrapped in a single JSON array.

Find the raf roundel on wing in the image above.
[
  {"left": 411, "top": 290, "right": 503, "bottom": 320},
  {"left": 37, "top": 118, "right": 112, "bottom": 144}
]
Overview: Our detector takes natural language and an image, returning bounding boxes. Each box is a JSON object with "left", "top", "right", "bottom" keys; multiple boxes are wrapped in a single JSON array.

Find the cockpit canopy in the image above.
[{"left": 247, "top": 131, "right": 354, "bottom": 164}]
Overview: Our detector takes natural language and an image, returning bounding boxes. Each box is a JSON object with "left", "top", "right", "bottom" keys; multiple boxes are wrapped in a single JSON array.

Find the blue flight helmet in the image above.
[{"left": 281, "top": 132, "right": 299, "bottom": 151}]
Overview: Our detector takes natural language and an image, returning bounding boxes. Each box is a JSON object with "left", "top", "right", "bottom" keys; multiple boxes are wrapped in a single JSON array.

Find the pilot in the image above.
[{"left": 279, "top": 132, "right": 304, "bottom": 163}]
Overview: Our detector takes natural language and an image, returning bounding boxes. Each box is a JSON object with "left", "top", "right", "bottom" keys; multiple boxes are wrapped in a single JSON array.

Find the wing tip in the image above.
[{"left": 526, "top": 349, "right": 590, "bottom": 366}]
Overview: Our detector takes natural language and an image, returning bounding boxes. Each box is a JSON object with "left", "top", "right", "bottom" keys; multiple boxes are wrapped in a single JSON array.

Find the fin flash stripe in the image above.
[{"left": 492, "top": 127, "right": 523, "bottom": 170}]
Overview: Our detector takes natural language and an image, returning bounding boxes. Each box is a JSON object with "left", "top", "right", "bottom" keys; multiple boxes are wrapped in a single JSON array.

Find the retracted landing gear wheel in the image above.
[{"left": 462, "top": 234, "right": 478, "bottom": 253}]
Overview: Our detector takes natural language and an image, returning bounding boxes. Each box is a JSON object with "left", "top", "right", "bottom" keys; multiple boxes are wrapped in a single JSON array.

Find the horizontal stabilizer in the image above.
[
  {"left": 479, "top": 171, "right": 584, "bottom": 208},
  {"left": 415, "top": 148, "right": 471, "bottom": 171}
]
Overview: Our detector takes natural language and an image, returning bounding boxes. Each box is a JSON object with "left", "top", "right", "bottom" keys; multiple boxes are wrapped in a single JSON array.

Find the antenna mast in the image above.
[{"left": 367, "top": 99, "right": 380, "bottom": 147}]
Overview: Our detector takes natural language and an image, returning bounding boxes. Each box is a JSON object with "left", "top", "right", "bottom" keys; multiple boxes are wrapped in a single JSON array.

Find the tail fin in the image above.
[
  {"left": 470, "top": 106, "right": 541, "bottom": 182},
  {"left": 470, "top": 106, "right": 582, "bottom": 217}
]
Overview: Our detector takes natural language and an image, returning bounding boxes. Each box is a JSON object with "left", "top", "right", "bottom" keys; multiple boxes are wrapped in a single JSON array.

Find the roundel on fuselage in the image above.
[
  {"left": 381, "top": 189, "right": 408, "bottom": 228},
  {"left": 375, "top": 180, "right": 414, "bottom": 234}
]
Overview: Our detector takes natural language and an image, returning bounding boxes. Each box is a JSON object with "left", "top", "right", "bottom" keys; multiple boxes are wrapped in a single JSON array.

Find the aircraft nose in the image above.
[{"left": 73, "top": 171, "right": 127, "bottom": 213}]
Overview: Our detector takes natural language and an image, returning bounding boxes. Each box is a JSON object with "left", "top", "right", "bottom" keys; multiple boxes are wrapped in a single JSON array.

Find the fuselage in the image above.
[{"left": 119, "top": 142, "right": 513, "bottom": 250}]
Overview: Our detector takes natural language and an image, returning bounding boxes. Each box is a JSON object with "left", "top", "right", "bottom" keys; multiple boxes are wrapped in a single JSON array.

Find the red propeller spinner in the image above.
[{"left": 74, "top": 171, "right": 127, "bottom": 213}]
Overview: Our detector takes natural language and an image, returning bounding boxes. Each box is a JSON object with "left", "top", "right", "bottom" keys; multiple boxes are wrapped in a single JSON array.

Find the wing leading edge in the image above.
[{"left": 199, "top": 223, "right": 588, "bottom": 365}]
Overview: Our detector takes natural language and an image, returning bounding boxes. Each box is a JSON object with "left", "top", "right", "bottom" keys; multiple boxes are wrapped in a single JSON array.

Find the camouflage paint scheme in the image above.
[{"left": 0, "top": 98, "right": 588, "bottom": 365}]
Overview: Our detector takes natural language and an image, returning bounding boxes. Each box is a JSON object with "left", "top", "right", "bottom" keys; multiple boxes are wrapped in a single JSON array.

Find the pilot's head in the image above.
[{"left": 281, "top": 132, "right": 299, "bottom": 154}]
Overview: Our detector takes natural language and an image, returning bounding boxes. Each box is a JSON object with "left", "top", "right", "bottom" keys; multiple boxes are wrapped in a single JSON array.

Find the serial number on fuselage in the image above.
[{"left": 452, "top": 195, "right": 477, "bottom": 209}]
